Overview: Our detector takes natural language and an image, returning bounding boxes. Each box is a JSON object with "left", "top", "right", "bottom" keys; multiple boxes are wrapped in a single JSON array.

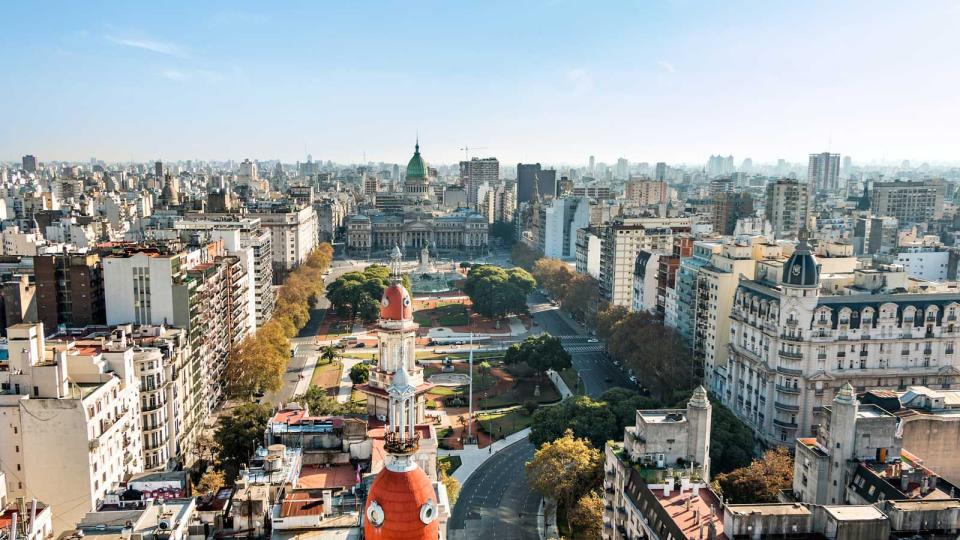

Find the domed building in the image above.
[
  {"left": 403, "top": 140, "right": 432, "bottom": 203},
  {"left": 344, "top": 140, "right": 489, "bottom": 258}
]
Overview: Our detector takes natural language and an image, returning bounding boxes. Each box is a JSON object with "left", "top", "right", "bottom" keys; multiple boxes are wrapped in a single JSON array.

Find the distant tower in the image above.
[{"left": 686, "top": 385, "right": 713, "bottom": 481}]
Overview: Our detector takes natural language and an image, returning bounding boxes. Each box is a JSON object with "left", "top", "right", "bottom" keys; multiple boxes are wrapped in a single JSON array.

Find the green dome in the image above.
[{"left": 405, "top": 141, "right": 428, "bottom": 179}]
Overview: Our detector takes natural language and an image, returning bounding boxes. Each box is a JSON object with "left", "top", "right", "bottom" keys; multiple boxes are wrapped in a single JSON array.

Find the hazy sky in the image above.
[{"left": 2, "top": 1, "right": 959, "bottom": 166}]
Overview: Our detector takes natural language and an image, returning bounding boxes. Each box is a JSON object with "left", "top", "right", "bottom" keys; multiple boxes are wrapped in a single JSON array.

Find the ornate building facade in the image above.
[
  {"left": 724, "top": 236, "right": 960, "bottom": 447},
  {"left": 345, "top": 142, "right": 489, "bottom": 257}
]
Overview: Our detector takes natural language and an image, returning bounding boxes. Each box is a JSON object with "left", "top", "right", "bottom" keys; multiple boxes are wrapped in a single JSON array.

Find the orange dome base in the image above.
[{"left": 364, "top": 465, "right": 439, "bottom": 540}]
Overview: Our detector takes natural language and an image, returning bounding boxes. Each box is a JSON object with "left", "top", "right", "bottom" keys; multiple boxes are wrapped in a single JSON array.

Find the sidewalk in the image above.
[
  {"left": 439, "top": 427, "right": 531, "bottom": 484},
  {"left": 336, "top": 357, "right": 363, "bottom": 403},
  {"left": 291, "top": 353, "right": 318, "bottom": 398},
  {"left": 537, "top": 498, "right": 559, "bottom": 540}
]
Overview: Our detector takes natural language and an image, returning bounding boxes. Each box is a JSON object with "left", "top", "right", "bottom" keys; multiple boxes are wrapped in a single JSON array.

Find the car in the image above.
[
  {"left": 586, "top": 338, "right": 599, "bottom": 343},
  {"left": 629, "top": 375, "right": 638, "bottom": 384},
  {"left": 355, "top": 343, "right": 366, "bottom": 348}
]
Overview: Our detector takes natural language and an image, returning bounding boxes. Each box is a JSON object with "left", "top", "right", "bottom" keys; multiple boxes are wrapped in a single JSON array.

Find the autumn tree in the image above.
[
  {"left": 569, "top": 491, "right": 604, "bottom": 540},
  {"left": 530, "top": 395, "right": 618, "bottom": 449},
  {"left": 214, "top": 402, "right": 272, "bottom": 480},
  {"left": 525, "top": 430, "right": 603, "bottom": 531},
  {"left": 594, "top": 304, "right": 629, "bottom": 339},
  {"left": 510, "top": 242, "right": 543, "bottom": 271},
  {"left": 563, "top": 273, "right": 600, "bottom": 321},
  {"left": 196, "top": 470, "right": 225, "bottom": 495},
  {"left": 439, "top": 460, "right": 462, "bottom": 505},
  {"left": 713, "top": 447, "right": 794, "bottom": 503},
  {"left": 532, "top": 259, "right": 574, "bottom": 300}
]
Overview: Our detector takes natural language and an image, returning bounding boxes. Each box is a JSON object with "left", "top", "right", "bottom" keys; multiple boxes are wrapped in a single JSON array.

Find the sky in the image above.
[{"left": 2, "top": 1, "right": 959, "bottom": 167}]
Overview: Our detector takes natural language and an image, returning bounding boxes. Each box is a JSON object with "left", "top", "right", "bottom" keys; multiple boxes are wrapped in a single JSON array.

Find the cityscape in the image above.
[{"left": 4, "top": 2, "right": 960, "bottom": 540}]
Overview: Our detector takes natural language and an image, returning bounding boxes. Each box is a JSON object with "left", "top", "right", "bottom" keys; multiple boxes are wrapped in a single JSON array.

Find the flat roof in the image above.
[
  {"left": 726, "top": 503, "right": 811, "bottom": 516},
  {"left": 297, "top": 465, "right": 358, "bottom": 490},
  {"left": 823, "top": 505, "right": 887, "bottom": 521},
  {"left": 887, "top": 499, "right": 960, "bottom": 511}
]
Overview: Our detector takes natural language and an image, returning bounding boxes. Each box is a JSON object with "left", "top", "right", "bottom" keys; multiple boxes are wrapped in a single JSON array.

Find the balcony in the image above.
[
  {"left": 773, "top": 418, "right": 798, "bottom": 429},
  {"left": 778, "top": 350, "right": 803, "bottom": 359},
  {"left": 780, "top": 333, "right": 802, "bottom": 342},
  {"left": 776, "top": 384, "right": 801, "bottom": 394},
  {"left": 774, "top": 401, "right": 800, "bottom": 412},
  {"left": 776, "top": 365, "right": 803, "bottom": 376}
]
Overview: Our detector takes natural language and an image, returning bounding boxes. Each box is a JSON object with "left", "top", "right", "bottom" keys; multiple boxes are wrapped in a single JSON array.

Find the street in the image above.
[
  {"left": 448, "top": 439, "right": 540, "bottom": 540},
  {"left": 449, "top": 290, "right": 634, "bottom": 538}
]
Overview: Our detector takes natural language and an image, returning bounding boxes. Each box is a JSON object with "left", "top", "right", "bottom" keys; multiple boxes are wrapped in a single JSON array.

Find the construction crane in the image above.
[{"left": 460, "top": 146, "right": 489, "bottom": 160}]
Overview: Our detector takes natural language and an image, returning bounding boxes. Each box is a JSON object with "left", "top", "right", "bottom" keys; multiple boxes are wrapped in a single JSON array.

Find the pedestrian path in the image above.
[
  {"left": 439, "top": 427, "right": 531, "bottom": 484},
  {"left": 336, "top": 357, "right": 363, "bottom": 403},
  {"left": 564, "top": 344, "right": 606, "bottom": 354}
]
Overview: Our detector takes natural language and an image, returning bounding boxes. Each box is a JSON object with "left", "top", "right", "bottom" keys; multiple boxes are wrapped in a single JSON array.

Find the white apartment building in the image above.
[
  {"left": 249, "top": 203, "right": 319, "bottom": 280},
  {"left": 1, "top": 226, "right": 45, "bottom": 256},
  {"left": 886, "top": 246, "right": 951, "bottom": 282},
  {"left": 599, "top": 216, "right": 691, "bottom": 307},
  {"left": 630, "top": 250, "right": 661, "bottom": 313},
  {"left": 0, "top": 323, "right": 144, "bottom": 533},
  {"left": 725, "top": 239, "right": 960, "bottom": 447},
  {"left": 537, "top": 196, "right": 590, "bottom": 260},
  {"left": 575, "top": 227, "right": 603, "bottom": 279}
]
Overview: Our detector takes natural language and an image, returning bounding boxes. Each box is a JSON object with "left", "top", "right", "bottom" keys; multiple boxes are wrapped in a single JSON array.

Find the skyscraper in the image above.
[
  {"left": 588, "top": 155, "right": 595, "bottom": 174},
  {"left": 807, "top": 152, "right": 841, "bottom": 191},
  {"left": 615, "top": 157, "right": 628, "bottom": 179},
  {"left": 517, "top": 163, "right": 557, "bottom": 203},
  {"left": 459, "top": 157, "right": 499, "bottom": 208},
  {"left": 154, "top": 160, "right": 163, "bottom": 178},
  {"left": 21, "top": 154, "right": 37, "bottom": 173},
  {"left": 655, "top": 162, "right": 667, "bottom": 182}
]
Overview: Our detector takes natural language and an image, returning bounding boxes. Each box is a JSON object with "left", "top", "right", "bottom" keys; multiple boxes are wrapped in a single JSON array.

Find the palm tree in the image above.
[
  {"left": 320, "top": 345, "right": 339, "bottom": 365},
  {"left": 478, "top": 361, "right": 492, "bottom": 389}
]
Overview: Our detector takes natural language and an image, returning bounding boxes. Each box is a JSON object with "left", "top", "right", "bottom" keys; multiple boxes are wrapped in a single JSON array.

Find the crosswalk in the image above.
[{"left": 564, "top": 343, "right": 606, "bottom": 354}]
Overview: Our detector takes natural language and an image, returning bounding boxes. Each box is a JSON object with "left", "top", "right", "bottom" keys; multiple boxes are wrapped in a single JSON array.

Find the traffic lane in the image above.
[
  {"left": 530, "top": 305, "right": 578, "bottom": 337},
  {"left": 571, "top": 350, "right": 634, "bottom": 399},
  {"left": 449, "top": 438, "right": 538, "bottom": 538}
]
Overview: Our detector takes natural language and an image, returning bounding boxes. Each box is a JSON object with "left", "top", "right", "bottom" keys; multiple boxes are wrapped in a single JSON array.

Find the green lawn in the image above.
[
  {"left": 480, "top": 375, "right": 561, "bottom": 409},
  {"left": 414, "top": 303, "right": 469, "bottom": 327},
  {"left": 439, "top": 455, "right": 462, "bottom": 474},
  {"left": 477, "top": 409, "right": 534, "bottom": 438}
]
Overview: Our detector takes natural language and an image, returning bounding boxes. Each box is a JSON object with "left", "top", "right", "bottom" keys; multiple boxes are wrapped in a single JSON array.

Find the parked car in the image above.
[{"left": 587, "top": 338, "right": 599, "bottom": 343}]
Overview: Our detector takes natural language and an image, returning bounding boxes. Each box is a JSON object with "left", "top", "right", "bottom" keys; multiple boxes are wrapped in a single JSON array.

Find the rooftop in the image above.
[{"left": 297, "top": 465, "right": 359, "bottom": 490}]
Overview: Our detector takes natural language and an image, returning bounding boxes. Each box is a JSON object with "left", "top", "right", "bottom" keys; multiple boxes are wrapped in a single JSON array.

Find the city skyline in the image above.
[{"left": 3, "top": 1, "right": 960, "bottom": 165}]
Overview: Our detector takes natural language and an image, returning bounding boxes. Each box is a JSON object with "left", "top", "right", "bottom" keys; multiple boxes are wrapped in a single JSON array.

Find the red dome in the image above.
[
  {"left": 380, "top": 284, "right": 413, "bottom": 321},
  {"left": 364, "top": 466, "right": 439, "bottom": 540}
]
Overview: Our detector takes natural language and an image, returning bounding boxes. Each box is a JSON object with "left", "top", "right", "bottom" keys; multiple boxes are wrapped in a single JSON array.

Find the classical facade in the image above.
[
  {"left": 345, "top": 142, "right": 489, "bottom": 257},
  {"left": 724, "top": 236, "right": 960, "bottom": 447}
]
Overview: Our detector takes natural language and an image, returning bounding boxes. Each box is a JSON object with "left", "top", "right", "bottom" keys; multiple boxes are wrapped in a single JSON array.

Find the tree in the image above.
[
  {"left": 530, "top": 395, "right": 617, "bottom": 449},
  {"left": 713, "top": 447, "right": 793, "bottom": 503},
  {"left": 196, "top": 470, "right": 225, "bottom": 495},
  {"left": 569, "top": 491, "right": 604, "bottom": 540},
  {"left": 320, "top": 345, "right": 339, "bottom": 365},
  {"left": 563, "top": 274, "right": 600, "bottom": 321},
  {"left": 325, "top": 264, "right": 411, "bottom": 323},
  {"left": 477, "top": 361, "right": 491, "bottom": 388},
  {"left": 523, "top": 399, "right": 539, "bottom": 416},
  {"left": 214, "top": 403, "right": 272, "bottom": 480},
  {"left": 490, "top": 221, "right": 516, "bottom": 247},
  {"left": 439, "top": 460, "right": 461, "bottom": 505},
  {"left": 599, "top": 387, "right": 660, "bottom": 432},
  {"left": 511, "top": 242, "right": 543, "bottom": 271},
  {"left": 464, "top": 265, "right": 537, "bottom": 318},
  {"left": 532, "top": 259, "right": 573, "bottom": 301},
  {"left": 349, "top": 363, "right": 370, "bottom": 385},
  {"left": 594, "top": 304, "right": 629, "bottom": 339},
  {"left": 296, "top": 385, "right": 342, "bottom": 416},
  {"left": 526, "top": 430, "right": 602, "bottom": 531},
  {"left": 503, "top": 334, "right": 572, "bottom": 379}
]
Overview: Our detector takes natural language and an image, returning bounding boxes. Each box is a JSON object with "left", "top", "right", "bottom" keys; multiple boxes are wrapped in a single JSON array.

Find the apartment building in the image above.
[
  {"left": 103, "top": 242, "right": 250, "bottom": 415},
  {"left": 765, "top": 179, "right": 810, "bottom": 239},
  {"left": 575, "top": 227, "right": 604, "bottom": 279},
  {"left": 599, "top": 216, "right": 691, "bottom": 307},
  {"left": 0, "top": 323, "right": 143, "bottom": 533},
  {"left": 725, "top": 238, "right": 960, "bottom": 447},
  {"left": 537, "top": 196, "right": 590, "bottom": 259},
  {"left": 871, "top": 179, "right": 945, "bottom": 225},
  {"left": 34, "top": 252, "right": 106, "bottom": 331},
  {"left": 623, "top": 179, "right": 668, "bottom": 206},
  {"left": 47, "top": 325, "right": 197, "bottom": 472},
  {"left": 248, "top": 202, "right": 319, "bottom": 281}
]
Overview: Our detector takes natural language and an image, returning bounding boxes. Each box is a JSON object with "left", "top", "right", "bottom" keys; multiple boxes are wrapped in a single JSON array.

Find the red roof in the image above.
[
  {"left": 380, "top": 284, "right": 413, "bottom": 321},
  {"left": 280, "top": 490, "right": 327, "bottom": 518},
  {"left": 297, "top": 464, "right": 359, "bottom": 490},
  {"left": 271, "top": 408, "right": 308, "bottom": 425},
  {"left": 364, "top": 466, "right": 439, "bottom": 540}
]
